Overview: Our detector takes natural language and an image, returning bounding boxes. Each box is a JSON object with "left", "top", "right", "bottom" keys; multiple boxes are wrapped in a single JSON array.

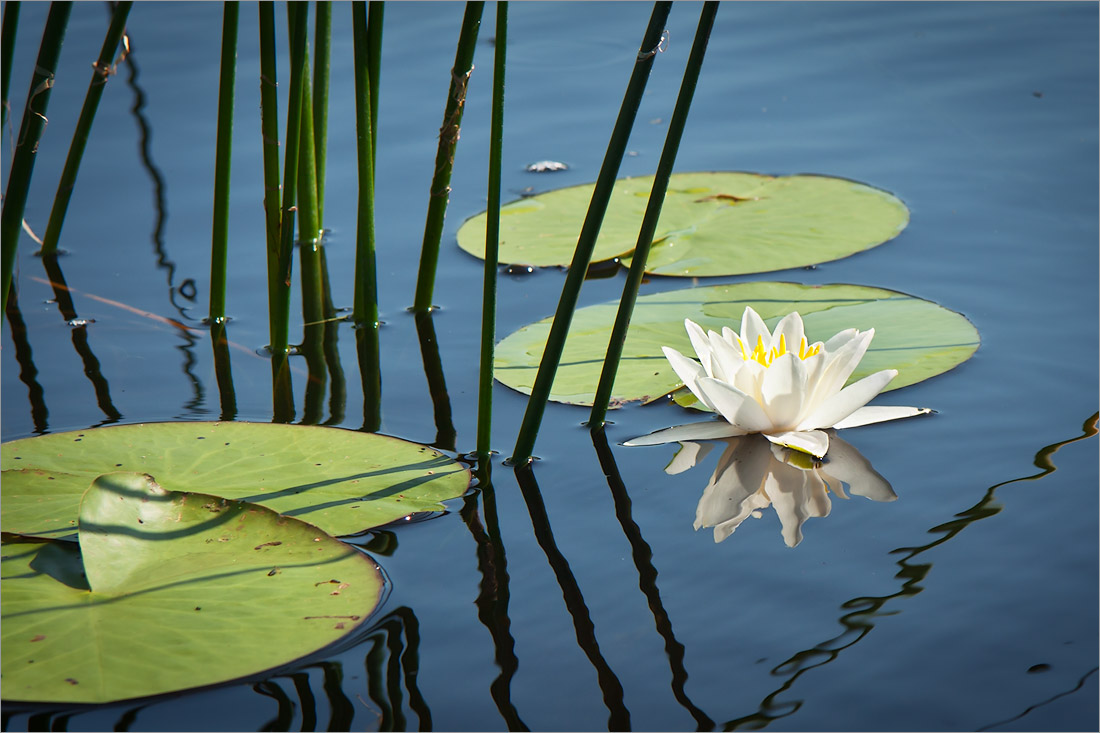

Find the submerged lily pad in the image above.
[
  {"left": 456, "top": 172, "right": 909, "bottom": 276},
  {"left": 493, "top": 282, "right": 979, "bottom": 407},
  {"left": 1, "top": 472, "right": 384, "bottom": 704},
  {"left": 1, "top": 422, "right": 470, "bottom": 540}
]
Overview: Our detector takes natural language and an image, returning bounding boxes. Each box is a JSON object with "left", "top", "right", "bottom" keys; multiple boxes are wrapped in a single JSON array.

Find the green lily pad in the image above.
[
  {"left": 1, "top": 422, "right": 470, "bottom": 540},
  {"left": 456, "top": 172, "right": 909, "bottom": 276},
  {"left": 493, "top": 281, "right": 979, "bottom": 407},
  {"left": 1, "top": 472, "right": 384, "bottom": 704}
]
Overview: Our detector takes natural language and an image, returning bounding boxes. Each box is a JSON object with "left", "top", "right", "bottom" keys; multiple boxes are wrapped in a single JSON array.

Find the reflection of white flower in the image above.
[
  {"left": 668, "top": 434, "right": 895, "bottom": 547},
  {"left": 626, "top": 308, "right": 930, "bottom": 457}
]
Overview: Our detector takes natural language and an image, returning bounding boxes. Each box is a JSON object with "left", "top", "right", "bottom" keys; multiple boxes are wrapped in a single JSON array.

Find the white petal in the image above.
[
  {"left": 771, "top": 312, "right": 806, "bottom": 353},
  {"left": 740, "top": 306, "right": 771, "bottom": 349},
  {"left": 798, "top": 369, "right": 897, "bottom": 432},
  {"left": 832, "top": 405, "right": 932, "bottom": 430},
  {"left": 664, "top": 441, "right": 714, "bottom": 475},
  {"left": 807, "top": 329, "right": 875, "bottom": 411},
  {"left": 765, "top": 429, "right": 831, "bottom": 458},
  {"left": 662, "top": 346, "right": 716, "bottom": 412},
  {"left": 697, "top": 377, "right": 774, "bottom": 433},
  {"left": 624, "top": 420, "right": 746, "bottom": 446},
  {"left": 684, "top": 319, "right": 713, "bottom": 371},
  {"left": 823, "top": 327, "right": 860, "bottom": 352},
  {"left": 709, "top": 330, "right": 747, "bottom": 382},
  {"left": 759, "top": 352, "right": 808, "bottom": 429}
]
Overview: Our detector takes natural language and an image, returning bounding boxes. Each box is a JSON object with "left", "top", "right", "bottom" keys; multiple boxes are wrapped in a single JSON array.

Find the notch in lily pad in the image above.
[
  {"left": 457, "top": 172, "right": 909, "bottom": 276},
  {"left": 1, "top": 472, "right": 385, "bottom": 704}
]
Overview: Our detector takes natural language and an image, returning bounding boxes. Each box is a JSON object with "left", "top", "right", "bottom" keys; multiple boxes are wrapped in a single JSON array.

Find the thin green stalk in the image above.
[
  {"left": 271, "top": 0, "right": 310, "bottom": 421},
  {"left": 510, "top": 2, "right": 672, "bottom": 465},
  {"left": 40, "top": 1, "right": 131, "bottom": 256},
  {"left": 312, "top": 1, "right": 330, "bottom": 227},
  {"left": 476, "top": 1, "right": 507, "bottom": 460},
  {"left": 258, "top": 2, "right": 282, "bottom": 348},
  {"left": 367, "top": 1, "right": 383, "bottom": 170},
  {"left": 1, "top": 2, "right": 21, "bottom": 130},
  {"left": 208, "top": 1, "right": 238, "bottom": 323},
  {"left": 296, "top": 48, "right": 320, "bottom": 245},
  {"left": 412, "top": 1, "right": 484, "bottom": 313},
  {"left": 589, "top": 2, "right": 719, "bottom": 428},
  {"left": 351, "top": 1, "right": 376, "bottom": 328},
  {"left": 352, "top": 1, "right": 381, "bottom": 432},
  {"left": 2, "top": 1, "right": 72, "bottom": 309}
]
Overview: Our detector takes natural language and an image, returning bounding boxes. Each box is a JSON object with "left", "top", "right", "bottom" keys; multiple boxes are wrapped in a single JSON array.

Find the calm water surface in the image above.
[{"left": 2, "top": 2, "right": 1097, "bottom": 731}]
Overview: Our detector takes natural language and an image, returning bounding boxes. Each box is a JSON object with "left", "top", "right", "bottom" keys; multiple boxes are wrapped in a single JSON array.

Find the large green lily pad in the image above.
[
  {"left": 456, "top": 172, "right": 909, "bottom": 276},
  {"left": 1, "top": 422, "right": 470, "bottom": 540},
  {"left": 1, "top": 472, "right": 384, "bottom": 704},
  {"left": 493, "top": 282, "right": 979, "bottom": 407}
]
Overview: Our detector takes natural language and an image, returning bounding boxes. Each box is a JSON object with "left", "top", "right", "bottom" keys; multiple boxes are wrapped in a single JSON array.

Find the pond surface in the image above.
[{"left": 2, "top": 2, "right": 1097, "bottom": 731}]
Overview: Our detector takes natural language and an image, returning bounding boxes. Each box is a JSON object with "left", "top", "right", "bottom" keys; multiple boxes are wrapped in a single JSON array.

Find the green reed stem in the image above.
[
  {"left": 2, "top": 1, "right": 72, "bottom": 309},
  {"left": 351, "top": 1, "right": 377, "bottom": 328},
  {"left": 509, "top": 1, "right": 672, "bottom": 465},
  {"left": 1, "top": 2, "right": 21, "bottom": 130},
  {"left": 312, "top": 1, "right": 331, "bottom": 227},
  {"left": 40, "top": 1, "right": 131, "bottom": 257},
  {"left": 367, "top": 2, "right": 383, "bottom": 172},
  {"left": 258, "top": 2, "right": 282, "bottom": 345},
  {"left": 207, "top": 1, "right": 238, "bottom": 323},
  {"left": 589, "top": 2, "right": 718, "bottom": 428},
  {"left": 270, "top": 1, "right": 310, "bottom": 420},
  {"left": 296, "top": 48, "right": 320, "bottom": 246},
  {"left": 412, "top": 1, "right": 484, "bottom": 313},
  {"left": 352, "top": 1, "right": 381, "bottom": 432},
  {"left": 476, "top": 1, "right": 507, "bottom": 460}
]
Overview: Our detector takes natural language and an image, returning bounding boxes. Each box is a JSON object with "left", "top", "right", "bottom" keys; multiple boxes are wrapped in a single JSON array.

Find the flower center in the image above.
[{"left": 742, "top": 334, "right": 821, "bottom": 367}]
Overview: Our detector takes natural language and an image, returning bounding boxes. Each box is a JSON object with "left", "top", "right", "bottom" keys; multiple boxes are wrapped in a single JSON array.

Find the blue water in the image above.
[{"left": 2, "top": 2, "right": 1097, "bottom": 730}]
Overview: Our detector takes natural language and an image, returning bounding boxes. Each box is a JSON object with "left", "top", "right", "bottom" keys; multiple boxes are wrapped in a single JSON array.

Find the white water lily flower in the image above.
[{"left": 625, "top": 307, "right": 930, "bottom": 458}]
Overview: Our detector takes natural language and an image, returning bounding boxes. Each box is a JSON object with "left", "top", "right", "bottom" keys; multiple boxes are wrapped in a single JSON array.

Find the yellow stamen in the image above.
[{"left": 741, "top": 332, "right": 822, "bottom": 367}]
